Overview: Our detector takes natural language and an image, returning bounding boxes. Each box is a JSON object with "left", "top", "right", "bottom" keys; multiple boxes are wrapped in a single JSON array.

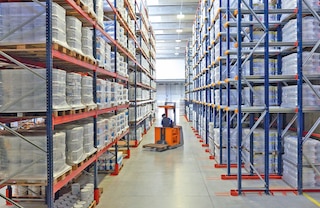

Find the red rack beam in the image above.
[
  {"left": 53, "top": 155, "right": 96, "bottom": 193},
  {"left": 52, "top": 50, "right": 96, "bottom": 71},
  {"left": 215, "top": 164, "right": 243, "bottom": 168},
  {"left": 53, "top": 110, "right": 96, "bottom": 125},
  {"left": 229, "top": 189, "right": 320, "bottom": 196},
  {"left": 221, "top": 174, "right": 282, "bottom": 180}
]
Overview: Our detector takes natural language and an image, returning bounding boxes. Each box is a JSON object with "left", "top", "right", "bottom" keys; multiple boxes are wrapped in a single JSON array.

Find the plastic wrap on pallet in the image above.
[
  {"left": 96, "top": 36, "right": 106, "bottom": 68},
  {"left": 243, "top": 86, "right": 278, "bottom": 106},
  {"left": 214, "top": 146, "right": 238, "bottom": 164},
  {"left": 81, "top": 122, "right": 96, "bottom": 156},
  {"left": 243, "top": 151, "right": 278, "bottom": 174},
  {"left": 281, "top": 0, "right": 320, "bottom": 20},
  {"left": 66, "top": 72, "right": 85, "bottom": 109},
  {"left": 96, "top": 78, "right": 108, "bottom": 109},
  {"left": 283, "top": 135, "right": 320, "bottom": 188},
  {"left": 55, "top": 126, "right": 86, "bottom": 165},
  {"left": 0, "top": 68, "right": 70, "bottom": 112},
  {"left": 243, "top": 59, "right": 278, "bottom": 76},
  {"left": 282, "top": 17, "right": 320, "bottom": 43},
  {"left": 0, "top": 2, "right": 68, "bottom": 47},
  {"left": 282, "top": 52, "right": 320, "bottom": 75},
  {"left": 81, "top": 27, "right": 94, "bottom": 58},
  {"left": 66, "top": 16, "right": 82, "bottom": 54},
  {"left": 95, "top": 0, "right": 104, "bottom": 27},
  {"left": 281, "top": 84, "right": 320, "bottom": 107},
  {"left": 243, "top": 128, "right": 278, "bottom": 153},
  {"left": 0, "top": 131, "right": 70, "bottom": 180},
  {"left": 81, "top": 76, "right": 97, "bottom": 108}
]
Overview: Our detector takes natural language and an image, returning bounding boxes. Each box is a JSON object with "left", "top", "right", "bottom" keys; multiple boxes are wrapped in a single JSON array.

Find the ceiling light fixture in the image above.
[
  {"left": 176, "top": 29, "right": 183, "bottom": 33},
  {"left": 175, "top": 52, "right": 179, "bottom": 56},
  {"left": 175, "top": 46, "right": 180, "bottom": 50},
  {"left": 155, "top": 30, "right": 164, "bottom": 34},
  {"left": 177, "top": 12, "right": 185, "bottom": 19},
  {"left": 175, "top": 39, "right": 181, "bottom": 43}
]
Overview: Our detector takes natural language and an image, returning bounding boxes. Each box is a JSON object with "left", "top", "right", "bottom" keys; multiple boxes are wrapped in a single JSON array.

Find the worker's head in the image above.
[{"left": 162, "top": 114, "right": 166, "bottom": 118}]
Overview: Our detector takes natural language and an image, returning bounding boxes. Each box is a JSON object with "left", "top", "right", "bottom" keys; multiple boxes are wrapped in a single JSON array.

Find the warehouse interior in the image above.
[{"left": 0, "top": 0, "right": 320, "bottom": 207}]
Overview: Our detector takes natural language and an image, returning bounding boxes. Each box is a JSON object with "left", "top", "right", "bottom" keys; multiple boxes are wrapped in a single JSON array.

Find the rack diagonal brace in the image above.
[
  {"left": 0, "top": 123, "right": 47, "bottom": 153},
  {"left": 0, "top": 193, "right": 24, "bottom": 208},
  {"left": 241, "top": 0, "right": 267, "bottom": 31},
  {"left": 281, "top": 114, "right": 298, "bottom": 138},
  {"left": 0, "top": 51, "right": 46, "bottom": 80},
  {"left": 242, "top": 110, "right": 267, "bottom": 145}
]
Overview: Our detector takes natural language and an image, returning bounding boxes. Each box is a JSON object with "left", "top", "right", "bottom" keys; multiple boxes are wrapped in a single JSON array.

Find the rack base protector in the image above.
[{"left": 142, "top": 143, "right": 169, "bottom": 152}]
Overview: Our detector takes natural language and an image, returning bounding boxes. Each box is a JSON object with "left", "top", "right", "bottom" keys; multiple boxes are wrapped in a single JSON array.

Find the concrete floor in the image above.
[
  {"left": 0, "top": 116, "right": 319, "bottom": 207},
  {"left": 96, "top": 116, "right": 320, "bottom": 208}
]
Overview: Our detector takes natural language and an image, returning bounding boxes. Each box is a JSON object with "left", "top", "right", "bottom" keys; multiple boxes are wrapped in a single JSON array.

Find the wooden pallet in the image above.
[
  {"left": 0, "top": 111, "right": 46, "bottom": 118},
  {"left": 71, "top": 153, "right": 95, "bottom": 170},
  {"left": 0, "top": 179, "right": 46, "bottom": 186},
  {"left": 142, "top": 143, "right": 169, "bottom": 152},
  {"left": 53, "top": 107, "right": 89, "bottom": 117},
  {"left": 53, "top": 169, "right": 72, "bottom": 184}
]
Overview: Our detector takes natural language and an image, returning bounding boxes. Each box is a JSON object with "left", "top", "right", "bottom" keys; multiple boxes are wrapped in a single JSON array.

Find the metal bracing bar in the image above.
[
  {"left": 242, "top": 111, "right": 267, "bottom": 145},
  {"left": 241, "top": 33, "right": 267, "bottom": 67},
  {"left": 25, "top": 186, "right": 44, "bottom": 198},
  {"left": 0, "top": 159, "right": 41, "bottom": 186},
  {"left": 303, "top": 117, "right": 320, "bottom": 143},
  {"left": 241, "top": 0, "right": 267, "bottom": 31},
  {"left": 240, "top": 151, "right": 267, "bottom": 186},
  {"left": 0, "top": 81, "right": 45, "bottom": 113},
  {"left": 0, "top": 123, "right": 46, "bottom": 152},
  {"left": 303, "top": 153, "right": 320, "bottom": 177},
  {"left": 303, "top": 40, "right": 320, "bottom": 66},
  {"left": 269, "top": 115, "right": 277, "bottom": 129},
  {"left": 281, "top": 114, "right": 298, "bottom": 138},
  {"left": 303, "top": 75, "right": 320, "bottom": 100},
  {"left": 302, "top": 0, "right": 320, "bottom": 22},
  {"left": 0, "top": 51, "right": 46, "bottom": 80},
  {"left": 0, "top": 193, "right": 24, "bottom": 208},
  {"left": 229, "top": 12, "right": 251, "bottom": 41},
  {"left": 231, "top": 113, "right": 249, "bottom": 137}
]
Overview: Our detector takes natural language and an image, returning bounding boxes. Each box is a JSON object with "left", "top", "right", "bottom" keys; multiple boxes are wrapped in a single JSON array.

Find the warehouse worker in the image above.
[{"left": 161, "top": 114, "right": 173, "bottom": 127}]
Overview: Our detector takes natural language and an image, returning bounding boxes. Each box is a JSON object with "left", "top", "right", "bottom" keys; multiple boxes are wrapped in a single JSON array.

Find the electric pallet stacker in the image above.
[{"left": 143, "top": 102, "right": 184, "bottom": 152}]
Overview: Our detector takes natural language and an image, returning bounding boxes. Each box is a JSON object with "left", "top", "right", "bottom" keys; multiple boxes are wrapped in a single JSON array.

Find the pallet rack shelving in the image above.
[
  {"left": 189, "top": 0, "right": 320, "bottom": 196},
  {"left": 0, "top": 0, "right": 155, "bottom": 207}
]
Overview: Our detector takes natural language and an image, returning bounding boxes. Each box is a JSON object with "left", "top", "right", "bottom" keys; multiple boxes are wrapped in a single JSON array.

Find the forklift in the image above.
[{"left": 143, "top": 102, "right": 184, "bottom": 152}]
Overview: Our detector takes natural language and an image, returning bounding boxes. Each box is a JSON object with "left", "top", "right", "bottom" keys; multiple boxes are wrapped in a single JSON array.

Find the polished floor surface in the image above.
[{"left": 96, "top": 117, "right": 320, "bottom": 208}]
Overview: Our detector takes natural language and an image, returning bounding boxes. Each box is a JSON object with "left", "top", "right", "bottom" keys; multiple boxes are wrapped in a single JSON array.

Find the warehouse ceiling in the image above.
[{"left": 147, "top": 0, "right": 199, "bottom": 59}]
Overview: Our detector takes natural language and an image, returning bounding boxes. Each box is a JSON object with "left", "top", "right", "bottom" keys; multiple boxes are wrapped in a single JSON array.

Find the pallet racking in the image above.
[
  {"left": 184, "top": 40, "right": 193, "bottom": 122},
  {"left": 0, "top": 0, "right": 155, "bottom": 207},
  {"left": 189, "top": 0, "right": 320, "bottom": 196}
]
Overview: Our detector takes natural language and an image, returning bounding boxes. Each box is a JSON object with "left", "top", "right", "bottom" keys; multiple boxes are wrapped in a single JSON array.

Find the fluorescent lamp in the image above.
[
  {"left": 147, "top": 0, "right": 159, "bottom": 5},
  {"left": 155, "top": 30, "right": 164, "bottom": 34},
  {"left": 175, "top": 46, "right": 180, "bottom": 50},
  {"left": 175, "top": 39, "right": 181, "bottom": 43},
  {"left": 174, "top": 52, "right": 179, "bottom": 55},
  {"left": 176, "top": 29, "right": 183, "bottom": 33},
  {"left": 157, "top": 40, "right": 165, "bottom": 43},
  {"left": 149, "top": 16, "right": 162, "bottom": 22},
  {"left": 177, "top": 12, "right": 185, "bottom": 19}
]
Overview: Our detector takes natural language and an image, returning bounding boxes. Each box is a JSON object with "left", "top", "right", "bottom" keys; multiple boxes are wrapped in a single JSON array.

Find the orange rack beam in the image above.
[{"left": 221, "top": 174, "right": 282, "bottom": 180}]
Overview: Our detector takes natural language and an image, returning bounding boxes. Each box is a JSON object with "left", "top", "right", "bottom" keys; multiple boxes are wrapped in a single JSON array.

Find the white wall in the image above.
[{"left": 156, "top": 59, "right": 185, "bottom": 80}]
